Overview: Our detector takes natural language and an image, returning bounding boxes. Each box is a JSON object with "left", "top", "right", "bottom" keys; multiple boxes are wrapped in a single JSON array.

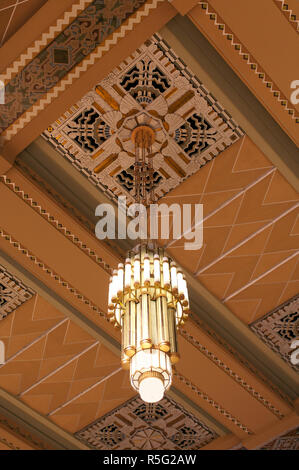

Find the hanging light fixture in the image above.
[{"left": 107, "top": 125, "right": 190, "bottom": 403}]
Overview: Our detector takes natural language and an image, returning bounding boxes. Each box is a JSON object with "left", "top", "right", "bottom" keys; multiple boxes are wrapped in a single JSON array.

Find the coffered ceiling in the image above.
[{"left": 0, "top": 0, "right": 298, "bottom": 450}]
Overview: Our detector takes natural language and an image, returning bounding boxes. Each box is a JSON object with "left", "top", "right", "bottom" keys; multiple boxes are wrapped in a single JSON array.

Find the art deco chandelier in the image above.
[{"left": 107, "top": 125, "right": 190, "bottom": 403}]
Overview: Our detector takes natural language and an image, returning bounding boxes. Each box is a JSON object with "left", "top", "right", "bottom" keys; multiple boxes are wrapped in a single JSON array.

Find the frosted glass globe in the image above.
[{"left": 139, "top": 376, "right": 164, "bottom": 403}]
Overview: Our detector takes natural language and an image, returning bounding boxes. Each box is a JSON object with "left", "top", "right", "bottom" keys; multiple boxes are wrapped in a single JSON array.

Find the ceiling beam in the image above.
[{"left": 160, "top": 16, "right": 299, "bottom": 191}]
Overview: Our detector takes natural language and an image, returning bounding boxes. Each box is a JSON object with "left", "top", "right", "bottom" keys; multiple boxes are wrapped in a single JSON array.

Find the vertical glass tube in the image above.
[
  {"left": 129, "top": 300, "right": 136, "bottom": 353},
  {"left": 111, "top": 270, "right": 118, "bottom": 303},
  {"left": 150, "top": 296, "right": 158, "bottom": 347},
  {"left": 136, "top": 298, "right": 142, "bottom": 352},
  {"left": 123, "top": 303, "right": 134, "bottom": 357},
  {"left": 156, "top": 295, "right": 170, "bottom": 352},
  {"left": 182, "top": 276, "right": 189, "bottom": 307},
  {"left": 177, "top": 270, "right": 184, "bottom": 300},
  {"left": 143, "top": 255, "right": 150, "bottom": 286},
  {"left": 160, "top": 295, "right": 170, "bottom": 352}
]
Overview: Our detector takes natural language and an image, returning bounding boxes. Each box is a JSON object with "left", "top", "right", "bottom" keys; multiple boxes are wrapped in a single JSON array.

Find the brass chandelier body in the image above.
[{"left": 107, "top": 125, "right": 190, "bottom": 403}]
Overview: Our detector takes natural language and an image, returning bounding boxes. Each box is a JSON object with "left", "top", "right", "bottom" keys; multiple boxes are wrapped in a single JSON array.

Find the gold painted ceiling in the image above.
[{"left": 0, "top": 0, "right": 298, "bottom": 451}]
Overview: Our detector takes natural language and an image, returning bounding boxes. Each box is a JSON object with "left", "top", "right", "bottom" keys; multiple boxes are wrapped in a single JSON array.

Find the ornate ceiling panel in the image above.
[
  {"left": 0, "top": 263, "right": 34, "bottom": 320},
  {"left": 75, "top": 395, "right": 218, "bottom": 450},
  {"left": 42, "top": 34, "right": 244, "bottom": 204},
  {"left": 250, "top": 295, "right": 299, "bottom": 372},
  {"left": 261, "top": 426, "right": 299, "bottom": 450}
]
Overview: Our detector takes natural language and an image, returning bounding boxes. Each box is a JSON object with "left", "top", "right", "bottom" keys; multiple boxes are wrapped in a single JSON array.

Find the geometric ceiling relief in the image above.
[
  {"left": 250, "top": 295, "right": 299, "bottom": 372},
  {"left": 42, "top": 34, "right": 244, "bottom": 203},
  {"left": 0, "top": 264, "right": 34, "bottom": 320},
  {"left": 75, "top": 395, "right": 218, "bottom": 450},
  {"left": 260, "top": 427, "right": 299, "bottom": 450}
]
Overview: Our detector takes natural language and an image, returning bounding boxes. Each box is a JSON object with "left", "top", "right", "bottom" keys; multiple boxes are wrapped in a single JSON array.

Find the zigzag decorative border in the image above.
[
  {"left": 274, "top": 0, "right": 299, "bottom": 32},
  {"left": 180, "top": 328, "right": 285, "bottom": 419},
  {"left": 0, "top": 228, "right": 106, "bottom": 322},
  {"left": 174, "top": 371, "right": 253, "bottom": 435},
  {"left": 1, "top": 0, "right": 93, "bottom": 84},
  {"left": 0, "top": 174, "right": 112, "bottom": 275},
  {"left": 197, "top": 2, "right": 299, "bottom": 123},
  {"left": 0, "top": 0, "right": 164, "bottom": 144}
]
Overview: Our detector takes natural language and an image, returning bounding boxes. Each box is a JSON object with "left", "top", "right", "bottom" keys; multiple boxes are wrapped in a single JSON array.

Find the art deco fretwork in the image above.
[
  {"left": 43, "top": 34, "right": 244, "bottom": 203},
  {"left": 0, "top": 264, "right": 34, "bottom": 320},
  {"left": 261, "top": 427, "right": 299, "bottom": 450},
  {"left": 250, "top": 295, "right": 299, "bottom": 372},
  {"left": 75, "top": 395, "right": 218, "bottom": 450}
]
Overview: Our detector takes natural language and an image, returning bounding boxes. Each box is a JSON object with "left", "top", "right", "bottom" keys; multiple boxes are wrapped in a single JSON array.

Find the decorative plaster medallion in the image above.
[
  {"left": 42, "top": 34, "right": 244, "bottom": 204},
  {"left": 0, "top": 264, "right": 34, "bottom": 320},
  {"left": 250, "top": 295, "right": 299, "bottom": 372},
  {"left": 75, "top": 395, "right": 218, "bottom": 450}
]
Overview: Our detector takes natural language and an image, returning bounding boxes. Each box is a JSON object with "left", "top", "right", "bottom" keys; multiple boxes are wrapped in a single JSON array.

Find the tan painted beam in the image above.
[
  {"left": 241, "top": 412, "right": 299, "bottom": 450},
  {"left": 0, "top": 388, "right": 89, "bottom": 450}
]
